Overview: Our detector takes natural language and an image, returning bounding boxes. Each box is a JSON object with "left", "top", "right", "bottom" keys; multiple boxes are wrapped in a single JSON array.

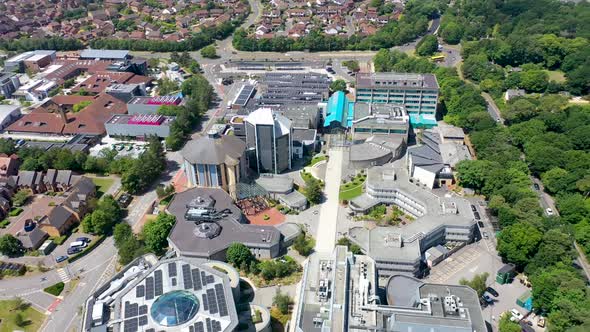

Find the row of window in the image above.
[{"left": 354, "top": 128, "right": 407, "bottom": 134}]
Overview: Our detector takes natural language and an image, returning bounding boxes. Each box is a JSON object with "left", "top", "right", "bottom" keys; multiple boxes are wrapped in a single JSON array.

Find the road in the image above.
[{"left": 482, "top": 92, "right": 505, "bottom": 125}]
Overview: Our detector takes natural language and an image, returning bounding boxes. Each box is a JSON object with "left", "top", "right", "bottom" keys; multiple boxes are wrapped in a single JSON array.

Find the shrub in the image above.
[
  {"left": 0, "top": 219, "right": 10, "bottom": 228},
  {"left": 44, "top": 282, "right": 65, "bottom": 296},
  {"left": 252, "top": 309, "right": 263, "bottom": 324},
  {"left": 9, "top": 208, "right": 23, "bottom": 217}
]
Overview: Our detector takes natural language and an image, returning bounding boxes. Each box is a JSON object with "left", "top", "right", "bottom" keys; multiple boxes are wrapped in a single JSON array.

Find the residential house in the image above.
[
  {"left": 15, "top": 170, "right": 45, "bottom": 193},
  {"left": 0, "top": 154, "right": 20, "bottom": 178}
]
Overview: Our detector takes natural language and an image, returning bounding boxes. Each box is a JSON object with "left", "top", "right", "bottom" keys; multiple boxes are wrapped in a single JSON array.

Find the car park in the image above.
[
  {"left": 55, "top": 255, "right": 68, "bottom": 263},
  {"left": 486, "top": 287, "right": 499, "bottom": 297}
]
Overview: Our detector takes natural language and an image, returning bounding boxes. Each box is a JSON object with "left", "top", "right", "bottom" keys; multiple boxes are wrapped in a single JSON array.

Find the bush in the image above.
[
  {"left": 293, "top": 231, "right": 314, "bottom": 256},
  {"left": 9, "top": 208, "right": 23, "bottom": 217},
  {"left": 51, "top": 235, "right": 68, "bottom": 245},
  {"left": 273, "top": 291, "right": 292, "bottom": 315},
  {"left": 0, "top": 219, "right": 10, "bottom": 228},
  {"left": 43, "top": 282, "right": 64, "bottom": 296},
  {"left": 252, "top": 309, "right": 263, "bottom": 324}
]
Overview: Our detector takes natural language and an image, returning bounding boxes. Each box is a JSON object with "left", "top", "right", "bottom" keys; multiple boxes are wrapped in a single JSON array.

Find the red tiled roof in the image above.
[
  {"left": 6, "top": 112, "right": 65, "bottom": 134},
  {"left": 62, "top": 93, "right": 127, "bottom": 135},
  {"left": 71, "top": 71, "right": 135, "bottom": 94}
]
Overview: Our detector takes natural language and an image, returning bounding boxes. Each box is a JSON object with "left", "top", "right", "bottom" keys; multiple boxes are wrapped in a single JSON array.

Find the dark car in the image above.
[
  {"left": 76, "top": 237, "right": 90, "bottom": 243},
  {"left": 471, "top": 204, "right": 477, "bottom": 212},
  {"left": 67, "top": 247, "right": 83, "bottom": 255},
  {"left": 55, "top": 255, "right": 68, "bottom": 263},
  {"left": 478, "top": 221, "right": 485, "bottom": 228},
  {"left": 474, "top": 211, "right": 481, "bottom": 220},
  {"left": 486, "top": 287, "right": 499, "bottom": 297},
  {"left": 533, "top": 183, "right": 540, "bottom": 190},
  {"left": 117, "top": 193, "right": 133, "bottom": 208}
]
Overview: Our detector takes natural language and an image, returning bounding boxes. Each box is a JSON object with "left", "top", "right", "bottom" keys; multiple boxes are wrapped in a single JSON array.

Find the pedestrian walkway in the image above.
[
  {"left": 56, "top": 268, "right": 70, "bottom": 283},
  {"left": 314, "top": 148, "right": 344, "bottom": 253}
]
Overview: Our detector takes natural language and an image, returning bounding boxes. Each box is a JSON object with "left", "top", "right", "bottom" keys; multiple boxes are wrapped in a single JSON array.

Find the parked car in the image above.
[
  {"left": 482, "top": 231, "right": 489, "bottom": 239},
  {"left": 482, "top": 293, "right": 494, "bottom": 304},
  {"left": 76, "top": 237, "right": 91, "bottom": 243},
  {"left": 546, "top": 208, "right": 554, "bottom": 216},
  {"left": 533, "top": 183, "right": 540, "bottom": 190},
  {"left": 471, "top": 204, "right": 477, "bottom": 212},
  {"left": 537, "top": 317, "right": 546, "bottom": 327},
  {"left": 118, "top": 193, "right": 133, "bottom": 208},
  {"left": 69, "top": 241, "right": 87, "bottom": 248},
  {"left": 55, "top": 255, "right": 68, "bottom": 263},
  {"left": 511, "top": 308, "right": 524, "bottom": 321},
  {"left": 478, "top": 221, "right": 485, "bottom": 228},
  {"left": 67, "top": 247, "right": 83, "bottom": 255},
  {"left": 486, "top": 287, "right": 499, "bottom": 297},
  {"left": 474, "top": 211, "right": 481, "bottom": 220}
]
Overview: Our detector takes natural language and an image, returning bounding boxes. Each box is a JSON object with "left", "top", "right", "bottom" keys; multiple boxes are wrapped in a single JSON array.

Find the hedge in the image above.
[
  {"left": 9, "top": 208, "right": 23, "bottom": 217},
  {"left": 0, "top": 219, "right": 9, "bottom": 228},
  {"left": 68, "top": 235, "right": 106, "bottom": 263},
  {"left": 44, "top": 282, "right": 64, "bottom": 296}
]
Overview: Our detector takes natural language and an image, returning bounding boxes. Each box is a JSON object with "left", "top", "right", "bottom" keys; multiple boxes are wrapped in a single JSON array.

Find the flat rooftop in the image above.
[
  {"left": 356, "top": 72, "right": 439, "bottom": 90},
  {"left": 106, "top": 114, "right": 174, "bottom": 126}
]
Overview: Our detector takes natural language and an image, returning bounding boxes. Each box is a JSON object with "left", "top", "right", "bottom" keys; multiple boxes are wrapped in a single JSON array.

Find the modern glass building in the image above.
[
  {"left": 245, "top": 108, "right": 293, "bottom": 174},
  {"left": 355, "top": 72, "right": 439, "bottom": 128}
]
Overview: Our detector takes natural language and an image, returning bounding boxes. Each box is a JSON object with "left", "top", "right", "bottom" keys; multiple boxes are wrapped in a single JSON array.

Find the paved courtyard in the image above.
[{"left": 314, "top": 148, "right": 344, "bottom": 253}]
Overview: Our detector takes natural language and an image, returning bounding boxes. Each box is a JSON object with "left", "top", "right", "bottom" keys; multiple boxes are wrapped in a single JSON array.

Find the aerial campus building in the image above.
[
  {"left": 82, "top": 255, "right": 239, "bottom": 332},
  {"left": 355, "top": 72, "right": 439, "bottom": 128},
  {"left": 181, "top": 131, "right": 247, "bottom": 199},
  {"left": 244, "top": 108, "right": 293, "bottom": 174},
  {"left": 347, "top": 159, "right": 477, "bottom": 278},
  {"left": 167, "top": 187, "right": 283, "bottom": 261},
  {"left": 293, "top": 246, "right": 486, "bottom": 332}
]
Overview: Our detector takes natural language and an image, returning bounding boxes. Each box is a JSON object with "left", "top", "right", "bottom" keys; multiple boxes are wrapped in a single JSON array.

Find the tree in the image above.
[
  {"left": 499, "top": 315, "right": 521, "bottom": 332},
  {"left": 520, "top": 70, "right": 549, "bottom": 92},
  {"left": 455, "top": 160, "right": 492, "bottom": 192},
  {"left": 293, "top": 232, "right": 314, "bottom": 256},
  {"left": 72, "top": 100, "right": 92, "bottom": 113},
  {"left": 416, "top": 35, "right": 438, "bottom": 56},
  {"left": 441, "top": 21, "right": 463, "bottom": 44},
  {"left": 497, "top": 222, "right": 542, "bottom": 269},
  {"left": 226, "top": 243, "right": 253, "bottom": 269},
  {"left": 526, "top": 229, "right": 574, "bottom": 275},
  {"left": 0, "top": 138, "right": 16, "bottom": 155},
  {"left": 273, "top": 290, "right": 292, "bottom": 315},
  {"left": 541, "top": 168, "right": 572, "bottom": 195},
  {"left": 329, "top": 79, "right": 347, "bottom": 92},
  {"left": 114, "top": 222, "right": 134, "bottom": 248},
  {"left": 0, "top": 234, "right": 23, "bottom": 257},
  {"left": 459, "top": 272, "right": 489, "bottom": 297},
  {"left": 142, "top": 213, "right": 176, "bottom": 256},
  {"left": 304, "top": 177, "right": 322, "bottom": 204},
  {"left": 337, "top": 237, "right": 362, "bottom": 254},
  {"left": 157, "top": 78, "right": 179, "bottom": 95},
  {"left": 200, "top": 45, "right": 217, "bottom": 59},
  {"left": 12, "top": 189, "right": 30, "bottom": 207},
  {"left": 13, "top": 313, "right": 25, "bottom": 327}
]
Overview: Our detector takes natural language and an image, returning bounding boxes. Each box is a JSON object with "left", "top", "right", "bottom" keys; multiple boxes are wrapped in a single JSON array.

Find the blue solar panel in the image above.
[
  {"left": 214, "top": 284, "right": 229, "bottom": 317},
  {"left": 123, "top": 318, "right": 138, "bottom": 332},
  {"left": 154, "top": 270, "right": 163, "bottom": 296},
  {"left": 145, "top": 277, "right": 154, "bottom": 300},
  {"left": 207, "top": 289, "right": 218, "bottom": 314},
  {"left": 202, "top": 294, "right": 209, "bottom": 311},
  {"left": 195, "top": 321, "right": 205, "bottom": 332},
  {"left": 206, "top": 318, "right": 213, "bottom": 332},
  {"left": 192, "top": 268, "right": 202, "bottom": 291},
  {"left": 136, "top": 285, "right": 144, "bottom": 298}
]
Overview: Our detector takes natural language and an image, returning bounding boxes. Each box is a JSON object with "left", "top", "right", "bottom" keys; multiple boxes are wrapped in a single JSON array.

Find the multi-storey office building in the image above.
[{"left": 355, "top": 72, "right": 439, "bottom": 127}]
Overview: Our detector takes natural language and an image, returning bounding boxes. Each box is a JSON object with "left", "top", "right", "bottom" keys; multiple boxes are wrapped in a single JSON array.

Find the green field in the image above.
[
  {"left": 91, "top": 177, "right": 115, "bottom": 198},
  {"left": 545, "top": 70, "right": 566, "bottom": 83},
  {"left": 339, "top": 184, "right": 364, "bottom": 201},
  {"left": 0, "top": 299, "right": 45, "bottom": 332}
]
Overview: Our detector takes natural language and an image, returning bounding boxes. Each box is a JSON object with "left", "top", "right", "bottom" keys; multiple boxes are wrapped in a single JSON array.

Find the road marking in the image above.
[
  {"left": 45, "top": 298, "right": 62, "bottom": 314},
  {"left": 56, "top": 268, "right": 70, "bottom": 283}
]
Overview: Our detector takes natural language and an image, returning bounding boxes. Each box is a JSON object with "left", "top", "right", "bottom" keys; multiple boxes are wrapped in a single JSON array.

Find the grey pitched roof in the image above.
[
  {"left": 44, "top": 169, "right": 57, "bottom": 185},
  {"left": 181, "top": 134, "right": 246, "bottom": 166},
  {"left": 45, "top": 205, "right": 73, "bottom": 229},
  {"left": 408, "top": 131, "right": 445, "bottom": 173},
  {"left": 17, "top": 227, "right": 48, "bottom": 249},
  {"left": 17, "top": 171, "right": 38, "bottom": 187},
  {"left": 56, "top": 170, "right": 73, "bottom": 185}
]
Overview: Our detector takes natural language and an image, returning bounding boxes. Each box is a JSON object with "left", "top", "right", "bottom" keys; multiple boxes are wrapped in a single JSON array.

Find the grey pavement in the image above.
[
  {"left": 314, "top": 148, "right": 344, "bottom": 253},
  {"left": 482, "top": 92, "right": 505, "bottom": 125}
]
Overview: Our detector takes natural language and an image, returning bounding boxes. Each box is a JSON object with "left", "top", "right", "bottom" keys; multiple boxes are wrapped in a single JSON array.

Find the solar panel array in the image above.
[
  {"left": 124, "top": 302, "right": 139, "bottom": 318},
  {"left": 214, "top": 283, "right": 229, "bottom": 317},
  {"left": 182, "top": 264, "right": 193, "bottom": 290},
  {"left": 145, "top": 276, "right": 154, "bottom": 300},
  {"left": 206, "top": 317, "right": 222, "bottom": 332},
  {"left": 168, "top": 262, "right": 177, "bottom": 277},
  {"left": 234, "top": 85, "right": 255, "bottom": 106},
  {"left": 206, "top": 289, "right": 218, "bottom": 314},
  {"left": 154, "top": 270, "right": 163, "bottom": 296},
  {"left": 138, "top": 315, "right": 148, "bottom": 326},
  {"left": 123, "top": 317, "right": 138, "bottom": 332},
  {"left": 192, "top": 268, "right": 202, "bottom": 291},
  {"left": 136, "top": 285, "right": 144, "bottom": 298}
]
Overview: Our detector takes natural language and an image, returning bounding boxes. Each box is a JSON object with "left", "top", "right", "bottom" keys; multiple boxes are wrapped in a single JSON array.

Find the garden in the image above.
[
  {"left": 339, "top": 171, "right": 367, "bottom": 201},
  {"left": 0, "top": 298, "right": 45, "bottom": 332}
]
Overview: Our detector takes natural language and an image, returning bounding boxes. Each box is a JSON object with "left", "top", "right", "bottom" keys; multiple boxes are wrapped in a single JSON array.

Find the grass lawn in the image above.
[
  {"left": 43, "top": 282, "right": 64, "bottom": 296},
  {"left": 91, "top": 177, "right": 115, "bottom": 198},
  {"left": 309, "top": 155, "right": 327, "bottom": 166},
  {"left": 545, "top": 70, "right": 566, "bottom": 83},
  {"left": 0, "top": 299, "right": 45, "bottom": 332},
  {"left": 339, "top": 184, "right": 364, "bottom": 201}
]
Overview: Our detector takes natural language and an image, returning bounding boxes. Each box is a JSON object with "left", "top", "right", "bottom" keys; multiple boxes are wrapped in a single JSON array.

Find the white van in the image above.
[{"left": 69, "top": 241, "right": 87, "bottom": 249}]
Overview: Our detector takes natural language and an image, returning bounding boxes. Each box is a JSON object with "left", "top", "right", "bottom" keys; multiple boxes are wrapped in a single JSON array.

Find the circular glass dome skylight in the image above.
[{"left": 150, "top": 290, "right": 200, "bottom": 326}]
